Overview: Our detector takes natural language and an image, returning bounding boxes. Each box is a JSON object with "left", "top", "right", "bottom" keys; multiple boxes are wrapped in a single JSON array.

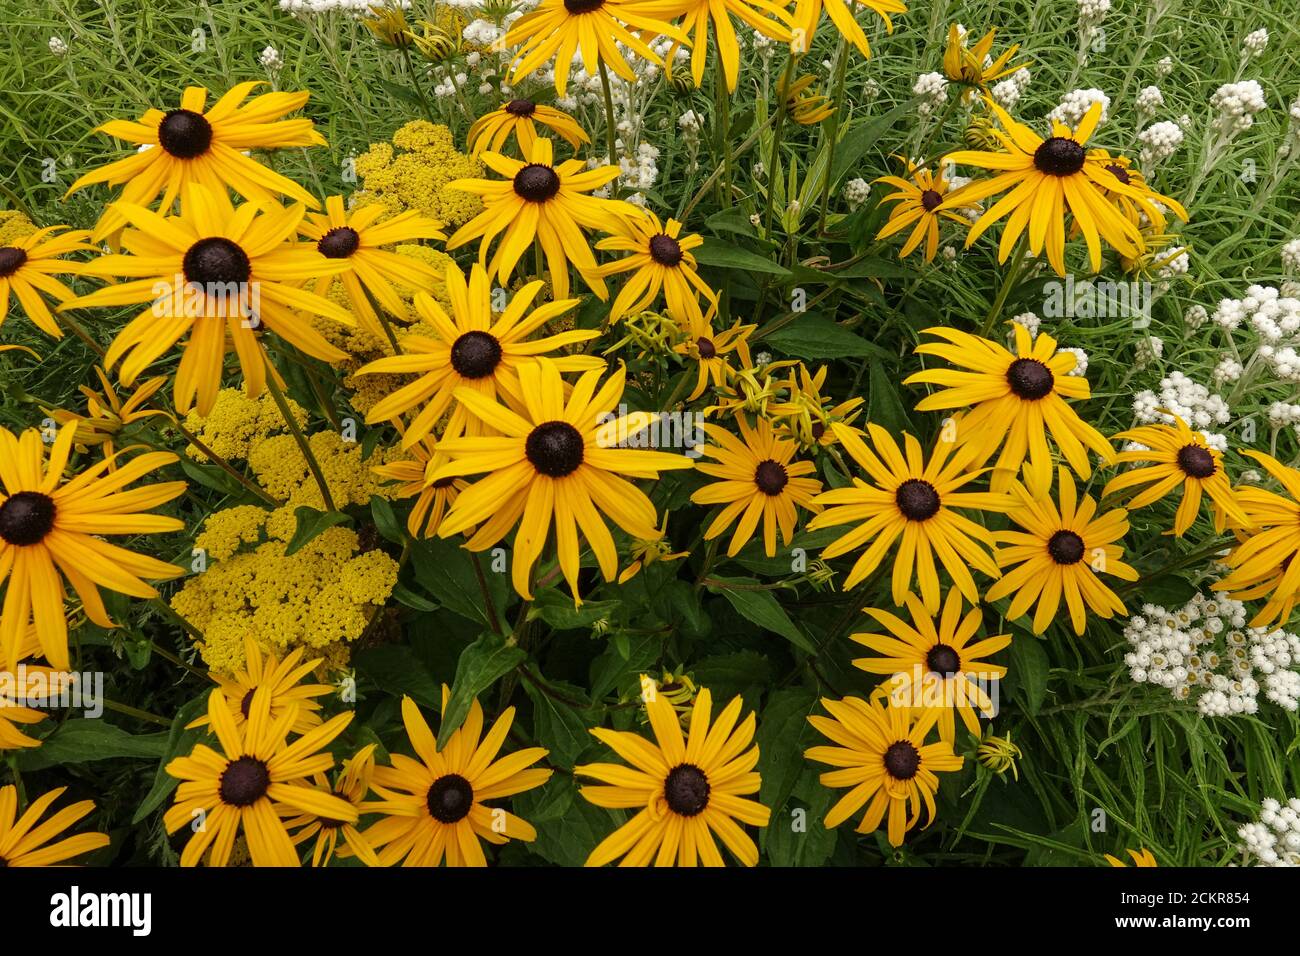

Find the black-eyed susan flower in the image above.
[
  {"left": 66, "top": 82, "right": 325, "bottom": 242},
  {"left": 976, "top": 728, "right": 1022, "bottom": 779},
  {"left": 780, "top": 72, "right": 835, "bottom": 125},
  {"left": 164, "top": 688, "right": 357, "bottom": 867},
  {"left": 1105, "top": 847, "right": 1158, "bottom": 867},
  {"left": 447, "top": 138, "right": 643, "bottom": 299},
  {"left": 357, "top": 262, "right": 603, "bottom": 446},
  {"left": 851, "top": 588, "right": 1009, "bottom": 743},
  {"left": 668, "top": 0, "right": 792, "bottom": 93},
  {"left": 467, "top": 100, "right": 590, "bottom": 156},
  {"left": 1103, "top": 416, "right": 1248, "bottom": 536},
  {"left": 942, "top": 100, "right": 1187, "bottom": 275},
  {"left": 505, "top": 0, "right": 688, "bottom": 98},
  {"left": 805, "top": 695, "right": 961, "bottom": 847},
  {"left": 0, "top": 226, "right": 93, "bottom": 339},
  {"left": 373, "top": 438, "right": 468, "bottom": 538},
  {"left": 298, "top": 196, "right": 446, "bottom": 338},
  {"left": 768, "top": 363, "right": 865, "bottom": 451},
  {"left": 187, "top": 636, "right": 334, "bottom": 737},
  {"left": 287, "top": 744, "right": 381, "bottom": 867},
  {"left": 597, "top": 211, "right": 716, "bottom": 328},
  {"left": 674, "top": 311, "right": 754, "bottom": 402},
  {"left": 793, "top": 0, "right": 906, "bottom": 57},
  {"left": 0, "top": 784, "right": 109, "bottom": 866},
  {"left": 809, "top": 422, "right": 1011, "bottom": 612},
  {"left": 985, "top": 466, "right": 1137, "bottom": 635},
  {"left": 942, "top": 25, "right": 1027, "bottom": 91},
  {"left": 46, "top": 369, "right": 171, "bottom": 465},
  {"left": 905, "top": 325, "right": 1114, "bottom": 497},
  {"left": 577, "top": 684, "right": 770, "bottom": 866},
  {"left": 432, "top": 358, "right": 694, "bottom": 600},
  {"left": 360, "top": 694, "right": 551, "bottom": 867},
  {"left": 63, "top": 184, "right": 352, "bottom": 416},
  {"left": 1212, "top": 450, "right": 1300, "bottom": 629},
  {"left": 875, "top": 163, "right": 978, "bottom": 262},
  {"left": 0, "top": 422, "right": 184, "bottom": 671},
  {"left": 691, "top": 417, "right": 823, "bottom": 557}
]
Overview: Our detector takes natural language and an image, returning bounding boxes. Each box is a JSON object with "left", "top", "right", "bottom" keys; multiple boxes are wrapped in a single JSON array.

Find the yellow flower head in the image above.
[
  {"left": 875, "top": 162, "right": 977, "bottom": 262},
  {"left": 942, "top": 25, "right": 1027, "bottom": 89},
  {"left": 0, "top": 784, "right": 109, "bottom": 865},
  {"left": 597, "top": 211, "right": 717, "bottom": 328},
  {"left": 0, "top": 225, "right": 93, "bottom": 339},
  {"left": 468, "top": 100, "right": 590, "bottom": 156},
  {"left": 793, "top": 0, "right": 906, "bottom": 57},
  {"left": 668, "top": 0, "right": 792, "bottom": 93}
]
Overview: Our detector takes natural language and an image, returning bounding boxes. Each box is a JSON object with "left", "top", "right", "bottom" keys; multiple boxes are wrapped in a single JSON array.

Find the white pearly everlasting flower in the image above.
[
  {"left": 1282, "top": 239, "right": 1300, "bottom": 273},
  {"left": 1138, "top": 120, "right": 1183, "bottom": 167},
  {"left": 1210, "top": 80, "right": 1267, "bottom": 135},
  {"left": 1136, "top": 85, "right": 1164, "bottom": 116},
  {"left": 1049, "top": 88, "right": 1110, "bottom": 127},
  {"left": 259, "top": 46, "right": 283, "bottom": 71},
  {"left": 844, "top": 178, "right": 871, "bottom": 211},
  {"left": 1011, "top": 311, "right": 1040, "bottom": 338},
  {"left": 1156, "top": 56, "right": 1174, "bottom": 78},
  {"left": 1060, "top": 347, "right": 1089, "bottom": 376},
  {"left": 913, "top": 72, "right": 948, "bottom": 116},
  {"left": 1213, "top": 356, "right": 1244, "bottom": 384},
  {"left": 1237, "top": 796, "right": 1300, "bottom": 866},
  {"left": 992, "top": 68, "right": 1032, "bottom": 109},
  {"left": 1135, "top": 336, "right": 1163, "bottom": 368},
  {"left": 49, "top": 36, "right": 68, "bottom": 57},
  {"left": 1184, "top": 303, "right": 1208, "bottom": 329},
  {"left": 1242, "top": 28, "right": 1269, "bottom": 57},
  {"left": 1132, "top": 371, "right": 1231, "bottom": 429}
]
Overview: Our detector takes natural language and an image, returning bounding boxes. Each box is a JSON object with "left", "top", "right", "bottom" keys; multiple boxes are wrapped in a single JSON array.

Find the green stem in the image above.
[
  {"left": 816, "top": 39, "right": 850, "bottom": 236},
  {"left": 263, "top": 356, "right": 337, "bottom": 513},
  {"left": 598, "top": 61, "right": 620, "bottom": 197},
  {"left": 680, "top": 114, "right": 777, "bottom": 221},
  {"left": 399, "top": 42, "right": 435, "bottom": 122},
  {"left": 170, "top": 422, "right": 280, "bottom": 507},
  {"left": 711, "top": 33, "right": 733, "bottom": 204},
  {"left": 102, "top": 698, "right": 171, "bottom": 728},
  {"left": 56, "top": 310, "right": 107, "bottom": 359},
  {"left": 978, "top": 240, "right": 1030, "bottom": 337},
  {"left": 763, "top": 55, "right": 795, "bottom": 239},
  {"left": 471, "top": 552, "right": 504, "bottom": 635}
]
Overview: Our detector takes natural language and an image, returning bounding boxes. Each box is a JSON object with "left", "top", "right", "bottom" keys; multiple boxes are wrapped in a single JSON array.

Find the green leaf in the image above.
[
  {"left": 1010, "top": 636, "right": 1050, "bottom": 716},
  {"left": 867, "top": 357, "right": 913, "bottom": 434},
  {"left": 693, "top": 236, "right": 791, "bottom": 277},
  {"left": 514, "top": 777, "right": 618, "bottom": 866},
  {"left": 283, "top": 506, "right": 352, "bottom": 557},
  {"left": 19, "top": 719, "right": 168, "bottom": 772},
  {"left": 527, "top": 590, "right": 620, "bottom": 630},
  {"left": 830, "top": 100, "right": 916, "bottom": 187},
  {"left": 409, "top": 537, "right": 508, "bottom": 629},
  {"left": 690, "top": 651, "right": 774, "bottom": 700},
  {"left": 354, "top": 644, "right": 443, "bottom": 711},
  {"left": 131, "top": 695, "right": 212, "bottom": 824},
  {"left": 589, "top": 632, "right": 663, "bottom": 700},
  {"left": 763, "top": 315, "right": 892, "bottom": 360},
  {"left": 521, "top": 672, "right": 599, "bottom": 768},
  {"left": 763, "top": 767, "right": 839, "bottom": 866},
  {"left": 706, "top": 576, "right": 816, "bottom": 653},
  {"left": 757, "top": 687, "right": 818, "bottom": 814},
  {"left": 370, "top": 494, "right": 405, "bottom": 544},
  {"left": 439, "top": 632, "right": 526, "bottom": 747},
  {"left": 178, "top": 457, "right": 250, "bottom": 500}
]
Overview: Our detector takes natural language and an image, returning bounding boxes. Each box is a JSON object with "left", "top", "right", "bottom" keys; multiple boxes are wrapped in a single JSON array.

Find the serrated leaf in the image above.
[
  {"left": 706, "top": 576, "right": 816, "bottom": 653},
  {"left": 439, "top": 632, "right": 526, "bottom": 748},
  {"left": 522, "top": 673, "right": 599, "bottom": 768},
  {"left": 409, "top": 537, "right": 508, "bottom": 628},
  {"left": 694, "top": 236, "right": 791, "bottom": 277},
  {"left": 764, "top": 315, "right": 892, "bottom": 360},
  {"left": 18, "top": 718, "right": 168, "bottom": 772}
]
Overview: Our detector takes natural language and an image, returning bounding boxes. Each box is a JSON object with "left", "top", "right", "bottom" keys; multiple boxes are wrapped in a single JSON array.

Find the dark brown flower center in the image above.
[
  {"left": 563, "top": 0, "right": 605, "bottom": 12},
  {"left": 504, "top": 99, "right": 536, "bottom": 117},
  {"left": 648, "top": 234, "right": 683, "bottom": 266},
  {"left": 318, "top": 226, "right": 361, "bottom": 259},
  {"left": 1033, "top": 137, "right": 1086, "bottom": 176},
  {"left": 664, "top": 763, "right": 710, "bottom": 816},
  {"left": 926, "top": 643, "right": 962, "bottom": 678},
  {"left": 1105, "top": 163, "right": 1131, "bottom": 185},
  {"left": 525, "top": 421, "right": 584, "bottom": 477},
  {"left": 158, "top": 109, "right": 214, "bottom": 159},
  {"left": 1047, "top": 529, "right": 1085, "bottom": 565},
  {"left": 183, "top": 237, "right": 252, "bottom": 287},
  {"left": 239, "top": 689, "right": 255, "bottom": 719},
  {"left": 449, "top": 330, "right": 503, "bottom": 379},
  {"left": 0, "top": 246, "right": 26, "bottom": 277},
  {"left": 754, "top": 459, "right": 789, "bottom": 496},
  {"left": 219, "top": 756, "right": 271, "bottom": 807},
  {"left": 432, "top": 476, "right": 457, "bottom": 489},
  {"left": 0, "top": 491, "right": 57, "bottom": 546},
  {"left": 1006, "top": 358, "right": 1055, "bottom": 400},
  {"left": 513, "top": 164, "right": 561, "bottom": 202},
  {"left": 426, "top": 773, "right": 474, "bottom": 823},
  {"left": 895, "top": 479, "right": 941, "bottom": 521},
  {"left": 920, "top": 189, "right": 943, "bottom": 212},
  {"left": 696, "top": 336, "right": 716, "bottom": 359},
  {"left": 883, "top": 740, "right": 920, "bottom": 780},
  {"left": 1176, "top": 444, "right": 1216, "bottom": 479}
]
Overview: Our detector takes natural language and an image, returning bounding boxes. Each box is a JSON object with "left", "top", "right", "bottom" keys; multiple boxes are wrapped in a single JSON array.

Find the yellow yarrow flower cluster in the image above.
[
  {"left": 0, "top": 209, "right": 37, "bottom": 245},
  {"left": 352, "top": 121, "right": 485, "bottom": 228},
  {"left": 248, "top": 431, "right": 398, "bottom": 513},
  {"left": 174, "top": 510, "right": 398, "bottom": 674},
  {"left": 183, "top": 388, "right": 307, "bottom": 463}
]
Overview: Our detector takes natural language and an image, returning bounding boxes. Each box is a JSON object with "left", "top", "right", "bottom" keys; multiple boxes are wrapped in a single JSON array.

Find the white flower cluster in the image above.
[
  {"left": 678, "top": 109, "right": 704, "bottom": 151},
  {"left": 1210, "top": 80, "right": 1267, "bottom": 135},
  {"left": 1237, "top": 798, "right": 1300, "bottom": 866},
  {"left": 1049, "top": 88, "right": 1110, "bottom": 127},
  {"left": 1267, "top": 401, "right": 1300, "bottom": 430},
  {"left": 1124, "top": 593, "right": 1300, "bottom": 716},
  {"left": 1156, "top": 56, "right": 1174, "bottom": 78},
  {"left": 1060, "top": 347, "right": 1088, "bottom": 376},
  {"left": 1184, "top": 303, "right": 1208, "bottom": 329},
  {"left": 1212, "top": 285, "right": 1300, "bottom": 382},
  {"left": 1011, "top": 311, "right": 1041, "bottom": 338},
  {"left": 1135, "top": 336, "right": 1163, "bottom": 368},
  {"left": 1076, "top": 0, "right": 1110, "bottom": 35},
  {"left": 913, "top": 72, "right": 948, "bottom": 116},
  {"left": 1213, "top": 356, "right": 1244, "bottom": 384},
  {"left": 992, "top": 68, "right": 1032, "bottom": 109},
  {"left": 1136, "top": 85, "right": 1163, "bottom": 116},
  {"left": 1242, "top": 28, "right": 1269, "bottom": 57},
  {"left": 49, "top": 36, "right": 68, "bottom": 57},
  {"left": 843, "top": 178, "right": 871, "bottom": 211},
  {"left": 1282, "top": 239, "right": 1300, "bottom": 273},
  {"left": 259, "top": 46, "right": 283, "bottom": 71},
  {"left": 1132, "top": 371, "right": 1231, "bottom": 435},
  {"left": 1138, "top": 120, "right": 1183, "bottom": 167},
  {"left": 590, "top": 142, "right": 659, "bottom": 204}
]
